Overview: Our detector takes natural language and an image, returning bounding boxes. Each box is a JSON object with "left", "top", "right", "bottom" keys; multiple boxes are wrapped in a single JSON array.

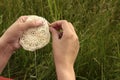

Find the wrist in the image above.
[
  {"left": 54, "top": 57, "right": 74, "bottom": 70},
  {"left": 0, "top": 37, "right": 14, "bottom": 55},
  {"left": 0, "top": 38, "right": 14, "bottom": 74},
  {"left": 55, "top": 63, "right": 75, "bottom": 80}
]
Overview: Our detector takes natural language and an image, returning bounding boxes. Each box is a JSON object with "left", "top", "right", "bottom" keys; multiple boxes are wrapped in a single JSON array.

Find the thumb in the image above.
[
  {"left": 49, "top": 27, "right": 59, "bottom": 41},
  {"left": 20, "top": 20, "right": 43, "bottom": 30}
]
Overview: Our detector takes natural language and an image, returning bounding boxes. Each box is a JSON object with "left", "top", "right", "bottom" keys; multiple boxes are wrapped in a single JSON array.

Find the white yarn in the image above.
[{"left": 19, "top": 16, "right": 50, "bottom": 51}]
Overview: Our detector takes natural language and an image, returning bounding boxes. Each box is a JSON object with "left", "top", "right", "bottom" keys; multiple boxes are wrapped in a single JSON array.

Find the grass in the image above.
[{"left": 0, "top": 0, "right": 120, "bottom": 80}]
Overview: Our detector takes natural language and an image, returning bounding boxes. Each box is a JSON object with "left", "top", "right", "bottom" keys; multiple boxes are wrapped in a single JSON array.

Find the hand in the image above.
[
  {"left": 0, "top": 16, "right": 42, "bottom": 74},
  {"left": 0, "top": 16, "right": 42, "bottom": 51},
  {"left": 50, "top": 20, "right": 79, "bottom": 80}
]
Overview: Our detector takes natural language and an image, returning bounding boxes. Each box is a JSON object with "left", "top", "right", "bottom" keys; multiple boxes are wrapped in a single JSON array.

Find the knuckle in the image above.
[
  {"left": 76, "top": 37, "right": 79, "bottom": 45},
  {"left": 76, "top": 37, "right": 80, "bottom": 47},
  {"left": 19, "top": 16, "right": 25, "bottom": 19},
  {"left": 74, "top": 36, "right": 79, "bottom": 42},
  {"left": 64, "top": 32, "right": 79, "bottom": 40},
  {"left": 77, "top": 41, "right": 80, "bottom": 49},
  {"left": 62, "top": 20, "right": 68, "bottom": 24},
  {"left": 64, "top": 33, "right": 74, "bottom": 39},
  {"left": 68, "top": 22, "right": 72, "bottom": 25},
  {"left": 75, "top": 36, "right": 79, "bottom": 41},
  {"left": 74, "top": 36, "right": 80, "bottom": 49},
  {"left": 72, "top": 35, "right": 79, "bottom": 42}
]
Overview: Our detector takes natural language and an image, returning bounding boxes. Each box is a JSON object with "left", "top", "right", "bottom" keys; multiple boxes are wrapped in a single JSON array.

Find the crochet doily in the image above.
[{"left": 20, "top": 16, "right": 50, "bottom": 51}]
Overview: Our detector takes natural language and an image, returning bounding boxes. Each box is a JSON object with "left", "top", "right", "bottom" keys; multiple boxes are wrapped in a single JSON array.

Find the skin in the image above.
[
  {"left": 0, "top": 16, "right": 80, "bottom": 80},
  {"left": 0, "top": 16, "right": 43, "bottom": 73},
  {"left": 50, "top": 20, "right": 79, "bottom": 80}
]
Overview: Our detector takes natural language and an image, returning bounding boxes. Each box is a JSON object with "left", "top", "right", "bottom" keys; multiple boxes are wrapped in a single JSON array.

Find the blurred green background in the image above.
[{"left": 0, "top": 0, "right": 120, "bottom": 80}]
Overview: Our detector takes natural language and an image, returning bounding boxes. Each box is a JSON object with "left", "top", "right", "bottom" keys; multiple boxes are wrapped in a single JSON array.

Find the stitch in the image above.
[{"left": 20, "top": 16, "right": 50, "bottom": 51}]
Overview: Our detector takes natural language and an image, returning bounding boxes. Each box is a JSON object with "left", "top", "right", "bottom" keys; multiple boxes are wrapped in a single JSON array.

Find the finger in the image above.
[
  {"left": 68, "top": 22, "right": 78, "bottom": 37},
  {"left": 68, "top": 22, "right": 76, "bottom": 33},
  {"left": 50, "top": 20, "right": 71, "bottom": 33},
  {"left": 19, "top": 19, "right": 43, "bottom": 31},
  {"left": 49, "top": 27, "right": 59, "bottom": 40},
  {"left": 16, "top": 16, "right": 28, "bottom": 23}
]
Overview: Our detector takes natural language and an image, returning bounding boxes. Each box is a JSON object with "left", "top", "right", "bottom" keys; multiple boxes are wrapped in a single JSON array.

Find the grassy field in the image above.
[{"left": 0, "top": 0, "right": 120, "bottom": 80}]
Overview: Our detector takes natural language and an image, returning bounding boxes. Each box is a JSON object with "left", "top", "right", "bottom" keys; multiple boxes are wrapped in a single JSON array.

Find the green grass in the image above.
[{"left": 0, "top": 0, "right": 120, "bottom": 80}]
